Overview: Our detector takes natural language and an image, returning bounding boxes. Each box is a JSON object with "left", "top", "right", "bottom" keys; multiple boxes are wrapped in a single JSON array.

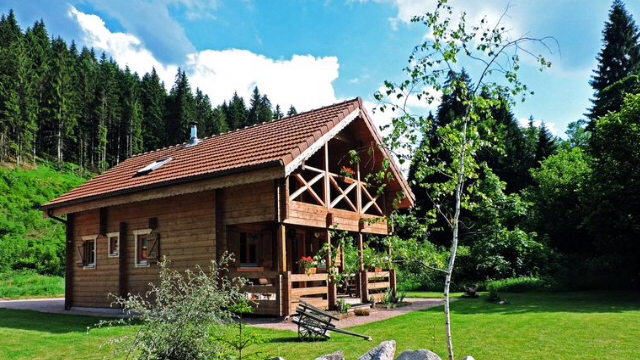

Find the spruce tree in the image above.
[
  {"left": 247, "top": 86, "right": 262, "bottom": 126},
  {"left": 210, "top": 106, "right": 230, "bottom": 135},
  {"left": 140, "top": 68, "right": 166, "bottom": 152},
  {"left": 165, "top": 69, "right": 195, "bottom": 144},
  {"left": 226, "top": 92, "right": 248, "bottom": 130},
  {"left": 273, "top": 104, "right": 284, "bottom": 120},
  {"left": 589, "top": 0, "right": 640, "bottom": 122},
  {"left": 75, "top": 47, "right": 98, "bottom": 168},
  {"left": 194, "top": 88, "right": 214, "bottom": 136},
  {"left": 535, "top": 122, "right": 557, "bottom": 163},
  {"left": 286, "top": 105, "right": 298, "bottom": 116},
  {"left": 258, "top": 94, "right": 273, "bottom": 123}
]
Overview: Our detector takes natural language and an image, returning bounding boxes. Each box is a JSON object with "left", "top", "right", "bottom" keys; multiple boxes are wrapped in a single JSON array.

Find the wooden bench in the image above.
[{"left": 291, "top": 301, "right": 372, "bottom": 341}]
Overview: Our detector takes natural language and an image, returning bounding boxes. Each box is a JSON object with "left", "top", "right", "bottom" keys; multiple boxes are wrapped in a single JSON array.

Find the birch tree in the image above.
[{"left": 375, "top": 2, "right": 553, "bottom": 358}]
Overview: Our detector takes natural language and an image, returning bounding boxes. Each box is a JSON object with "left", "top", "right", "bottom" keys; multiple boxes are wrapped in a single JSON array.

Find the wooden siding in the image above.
[
  {"left": 222, "top": 180, "right": 275, "bottom": 225},
  {"left": 71, "top": 191, "right": 217, "bottom": 308}
]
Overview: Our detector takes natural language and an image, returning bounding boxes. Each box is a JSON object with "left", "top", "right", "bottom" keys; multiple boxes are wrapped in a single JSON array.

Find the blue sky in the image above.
[{"left": 5, "top": 0, "right": 640, "bottom": 137}]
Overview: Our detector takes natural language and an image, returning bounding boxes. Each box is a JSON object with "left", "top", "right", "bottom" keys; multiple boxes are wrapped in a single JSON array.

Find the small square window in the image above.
[
  {"left": 80, "top": 235, "right": 97, "bottom": 270},
  {"left": 134, "top": 229, "right": 154, "bottom": 267},
  {"left": 107, "top": 232, "right": 119, "bottom": 258}
]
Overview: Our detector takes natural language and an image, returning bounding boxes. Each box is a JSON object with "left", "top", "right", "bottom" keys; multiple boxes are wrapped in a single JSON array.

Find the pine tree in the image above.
[
  {"left": 226, "top": 92, "right": 248, "bottom": 130},
  {"left": 535, "top": 122, "right": 557, "bottom": 163},
  {"left": 286, "top": 105, "right": 298, "bottom": 116},
  {"left": 589, "top": 0, "right": 640, "bottom": 122},
  {"left": 273, "top": 104, "right": 284, "bottom": 120},
  {"left": 247, "top": 86, "right": 262, "bottom": 126},
  {"left": 210, "top": 106, "right": 230, "bottom": 135},
  {"left": 165, "top": 69, "right": 195, "bottom": 144},
  {"left": 194, "top": 88, "right": 214, "bottom": 136},
  {"left": 75, "top": 47, "right": 98, "bottom": 169},
  {"left": 24, "top": 19, "right": 51, "bottom": 163},
  {"left": 258, "top": 94, "right": 273, "bottom": 123},
  {"left": 140, "top": 68, "right": 166, "bottom": 152},
  {"left": 119, "top": 67, "right": 143, "bottom": 159}
]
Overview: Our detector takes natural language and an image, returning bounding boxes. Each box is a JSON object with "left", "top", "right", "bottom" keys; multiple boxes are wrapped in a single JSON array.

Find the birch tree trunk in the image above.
[{"left": 444, "top": 117, "right": 469, "bottom": 360}]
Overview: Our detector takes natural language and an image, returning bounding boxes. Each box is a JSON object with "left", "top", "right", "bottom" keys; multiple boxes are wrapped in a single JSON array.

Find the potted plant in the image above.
[
  {"left": 340, "top": 166, "right": 356, "bottom": 184},
  {"left": 298, "top": 256, "right": 317, "bottom": 275}
]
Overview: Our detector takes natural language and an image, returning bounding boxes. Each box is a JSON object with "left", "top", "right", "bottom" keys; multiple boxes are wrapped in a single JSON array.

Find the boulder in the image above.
[
  {"left": 315, "top": 351, "right": 345, "bottom": 360},
  {"left": 461, "top": 357, "right": 475, "bottom": 360},
  {"left": 358, "top": 340, "right": 397, "bottom": 360},
  {"left": 396, "top": 349, "right": 442, "bottom": 360}
]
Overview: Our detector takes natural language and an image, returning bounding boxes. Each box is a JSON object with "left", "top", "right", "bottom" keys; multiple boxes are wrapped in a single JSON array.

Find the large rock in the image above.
[
  {"left": 315, "top": 351, "right": 345, "bottom": 360},
  {"left": 396, "top": 349, "right": 442, "bottom": 360},
  {"left": 461, "top": 357, "right": 475, "bottom": 360},
  {"left": 358, "top": 340, "right": 397, "bottom": 360}
]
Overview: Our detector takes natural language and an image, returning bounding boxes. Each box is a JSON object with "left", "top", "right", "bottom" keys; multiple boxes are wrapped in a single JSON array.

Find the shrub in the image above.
[
  {"left": 93, "top": 254, "right": 247, "bottom": 360},
  {"left": 486, "top": 276, "right": 556, "bottom": 293}
]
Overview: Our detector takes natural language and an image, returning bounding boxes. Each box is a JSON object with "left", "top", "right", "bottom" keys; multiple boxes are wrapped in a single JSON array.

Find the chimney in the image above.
[{"left": 187, "top": 123, "right": 200, "bottom": 147}]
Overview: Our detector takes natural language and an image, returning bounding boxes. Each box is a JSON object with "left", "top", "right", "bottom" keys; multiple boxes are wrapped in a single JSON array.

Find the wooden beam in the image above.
[
  {"left": 290, "top": 173, "right": 324, "bottom": 204},
  {"left": 329, "top": 176, "right": 357, "bottom": 211},
  {"left": 215, "top": 188, "right": 226, "bottom": 259},
  {"left": 47, "top": 166, "right": 284, "bottom": 217},
  {"left": 118, "top": 221, "right": 128, "bottom": 298},
  {"left": 324, "top": 143, "right": 330, "bottom": 209},
  {"left": 64, "top": 213, "right": 74, "bottom": 310},
  {"left": 356, "top": 162, "right": 362, "bottom": 214},
  {"left": 277, "top": 224, "right": 287, "bottom": 272},
  {"left": 326, "top": 229, "right": 337, "bottom": 309}
]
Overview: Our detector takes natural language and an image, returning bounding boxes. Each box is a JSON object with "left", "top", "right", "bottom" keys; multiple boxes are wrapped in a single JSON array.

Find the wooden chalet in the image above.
[{"left": 41, "top": 98, "right": 414, "bottom": 316}]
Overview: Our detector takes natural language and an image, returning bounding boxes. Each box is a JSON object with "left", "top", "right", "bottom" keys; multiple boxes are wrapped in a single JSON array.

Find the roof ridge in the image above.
[{"left": 130, "top": 97, "right": 361, "bottom": 159}]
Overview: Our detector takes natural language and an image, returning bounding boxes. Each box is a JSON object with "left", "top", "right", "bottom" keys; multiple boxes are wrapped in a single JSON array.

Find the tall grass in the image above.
[{"left": 0, "top": 271, "right": 64, "bottom": 299}]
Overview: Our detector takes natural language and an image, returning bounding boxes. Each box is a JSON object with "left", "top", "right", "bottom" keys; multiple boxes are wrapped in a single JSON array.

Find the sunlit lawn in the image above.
[{"left": 1, "top": 292, "right": 639, "bottom": 359}]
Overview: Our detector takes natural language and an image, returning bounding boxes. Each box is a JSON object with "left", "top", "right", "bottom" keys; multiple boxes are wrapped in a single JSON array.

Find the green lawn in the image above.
[
  {"left": 0, "top": 272, "right": 64, "bottom": 300},
  {"left": 1, "top": 292, "right": 639, "bottom": 359}
]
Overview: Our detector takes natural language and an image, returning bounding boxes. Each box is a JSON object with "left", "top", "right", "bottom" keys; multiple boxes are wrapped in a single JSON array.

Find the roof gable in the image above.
[{"left": 42, "top": 98, "right": 413, "bottom": 210}]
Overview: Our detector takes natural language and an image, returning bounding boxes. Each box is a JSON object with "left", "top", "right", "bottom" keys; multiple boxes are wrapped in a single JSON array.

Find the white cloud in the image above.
[
  {"left": 70, "top": 7, "right": 340, "bottom": 112},
  {"left": 187, "top": 50, "right": 339, "bottom": 111},
  {"left": 69, "top": 6, "right": 179, "bottom": 87},
  {"left": 518, "top": 117, "right": 560, "bottom": 137}
]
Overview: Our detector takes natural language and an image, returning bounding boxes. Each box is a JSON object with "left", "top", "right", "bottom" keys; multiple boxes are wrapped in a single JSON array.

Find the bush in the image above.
[
  {"left": 486, "top": 276, "right": 556, "bottom": 293},
  {"left": 93, "top": 254, "right": 248, "bottom": 360}
]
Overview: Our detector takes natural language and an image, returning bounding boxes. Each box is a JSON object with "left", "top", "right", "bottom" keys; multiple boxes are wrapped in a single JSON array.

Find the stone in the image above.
[
  {"left": 315, "top": 351, "right": 345, "bottom": 360},
  {"left": 358, "top": 340, "right": 397, "bottom": 360},
  {"left": 461, "top": 357, "right": 475, "bottom": 360},
  {"left": 396, "top": 349, "right": 442, "bottom": 360}
]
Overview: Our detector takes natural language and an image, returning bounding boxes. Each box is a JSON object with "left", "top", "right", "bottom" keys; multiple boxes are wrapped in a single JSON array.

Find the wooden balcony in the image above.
[{"left": 286, "top": 161, "right": 388, "bottom": 234}]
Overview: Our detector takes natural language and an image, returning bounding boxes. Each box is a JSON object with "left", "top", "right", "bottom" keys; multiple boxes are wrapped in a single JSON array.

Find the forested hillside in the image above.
[
  {"left": 0, "top": 163, "right": 88, "bottom": 276},
  {"left": 0, "top": 10, "right": 296, "bottom": 172}
]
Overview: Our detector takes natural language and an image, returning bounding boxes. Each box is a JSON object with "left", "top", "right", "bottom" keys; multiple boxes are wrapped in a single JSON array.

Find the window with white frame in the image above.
[
  {"left": 107, "top": 232, "right": 119, "bottom": 258},
  {"left": 134, "top": 229, "right": 160, "bottom": 267},
  {"left": 79, "top": 235, "right": 98, "bottom": 269}
]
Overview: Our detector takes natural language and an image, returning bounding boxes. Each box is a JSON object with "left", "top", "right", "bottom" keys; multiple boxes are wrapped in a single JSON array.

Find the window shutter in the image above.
[
  {"left": 77, "top": 243, "right": 87, "bottom": 266},
  {"left": 262, "top": 231, "right": 273, "bottom": 268},
  {"left": 227, "top": 228, "right": 240, "bottom": 266},
  {"left": 148, "top": 233, "right": 161, "bottom": 263}
]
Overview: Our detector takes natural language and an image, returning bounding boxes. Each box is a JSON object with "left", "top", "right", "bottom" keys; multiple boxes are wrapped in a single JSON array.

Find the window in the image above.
[
  {"left": 107, "top": 232, "right": 119, "bottom": 258},
  {"left": 134, "top": 229, "right": 160, "bottom": 267},
  {"left": 239, "top": 232, "right": 259, "bottom": 266},
  {"left": 78, "top": 235, "right": 97, "bottom": 269},
  {"left": 136, "top": 157, "right": 172, "bottom": 176}
]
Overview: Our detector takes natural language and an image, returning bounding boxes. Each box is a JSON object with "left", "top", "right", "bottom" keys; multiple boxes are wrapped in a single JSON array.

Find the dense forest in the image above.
[
  {"left": 2, "top": 1, "right": 640, "bottom": 292},
  {"left": 0, "top": 10, "right": 297, "bottom": 172},
  {"left": 396, "top": 0, "right": 640, "bottom": 291}
]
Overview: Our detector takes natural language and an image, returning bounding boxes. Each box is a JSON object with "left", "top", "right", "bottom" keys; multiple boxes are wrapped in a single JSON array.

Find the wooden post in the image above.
[
  {"left": 64, "top": 213, "right": 74, "bottom": 310},
  {"left": 326, "top": 229, "right": 337, "bottom": 309},
  {"left": 356, "top": 161, "right": 362, "bottom": 214},
  {"left": 324, "top": 143, "right": 330, "bottom": 208},
  {"left": 277, "top": 224, "right": 287, "bottom": 272},
  {"left": 390, "top": 269, "right": 397, "bottom": 300},
  {"left": 118, "top": 221, "right": 128, "bottom": 298},
  {"left": 215, "top": 188, "right": 226, "bottom": 259},
  {"left": 282, "top": 271, "right": 292, "bottom": 316},
  {"left": 358, "top": 233, "right": 364, "bottom": 271},
  {"left": 360, "top": 269, "right": 369, "bottom": 303}
]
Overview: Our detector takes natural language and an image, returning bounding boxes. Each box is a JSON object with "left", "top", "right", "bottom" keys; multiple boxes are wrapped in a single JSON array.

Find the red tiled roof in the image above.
[{"left": 42, "top": 98, "right": 414, "bottom": 210}]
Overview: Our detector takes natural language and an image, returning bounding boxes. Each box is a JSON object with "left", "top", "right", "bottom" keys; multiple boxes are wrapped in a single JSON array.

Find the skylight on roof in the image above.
[{"left": 136, "top": 157, "right": 172, "bottom": 176}]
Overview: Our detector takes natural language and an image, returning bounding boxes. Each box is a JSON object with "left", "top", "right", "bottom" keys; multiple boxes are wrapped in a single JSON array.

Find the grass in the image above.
[
  {"left": 0, "top": 272, "right": 64, "bottom": 300},
  {"left": 1, "top": 292, "right": 639, "bottom": 359},
  {"left": 404, "top": 291, "right": 465, "bottom": 299}
]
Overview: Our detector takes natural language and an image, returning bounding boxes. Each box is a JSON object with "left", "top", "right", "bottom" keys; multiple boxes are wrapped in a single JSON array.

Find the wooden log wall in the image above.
[{"left": 70, "top": 191, "right": 217, "bottom": 308}]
